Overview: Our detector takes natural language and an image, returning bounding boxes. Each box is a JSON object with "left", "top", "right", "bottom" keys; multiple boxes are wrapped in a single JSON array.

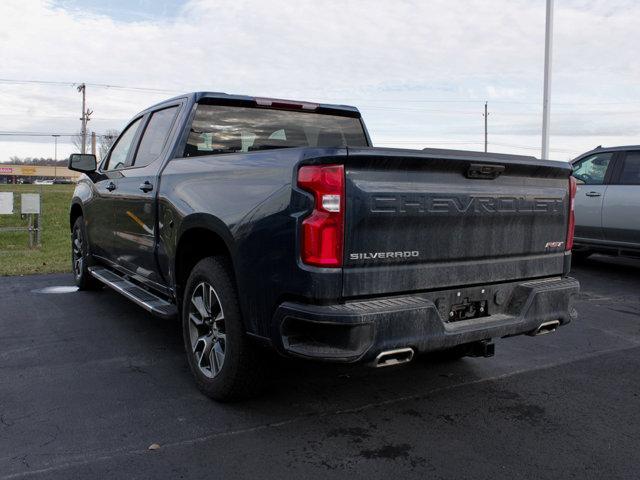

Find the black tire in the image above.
[
  {"left": 182, "top": 256, "right": 265, "bottom": 401},
  {"left": 71, "top": 217, "right": 103, "bottom": 291}
]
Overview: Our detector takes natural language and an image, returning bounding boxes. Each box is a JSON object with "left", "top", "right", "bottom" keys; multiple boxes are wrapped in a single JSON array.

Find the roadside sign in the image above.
[
  {"left": 21, "top": 193, "right": 41, "bottom": 214},
  {"left": 0, "top": 192, "right": 41, "bottom": 247},
  {"left": 0, "top": 192, "right": 13, "bottom": 214}
]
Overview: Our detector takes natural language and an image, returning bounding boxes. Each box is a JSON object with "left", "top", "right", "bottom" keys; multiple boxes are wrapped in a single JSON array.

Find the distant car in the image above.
[
  {"left": 571, "top": 145, "right": 640, "bottom": 259},
  {"left": 53, "top": 178, "right": 73, "bottom": 184},
  {"left": 33, "top": 179, "right": 54, "bottom": 185}
]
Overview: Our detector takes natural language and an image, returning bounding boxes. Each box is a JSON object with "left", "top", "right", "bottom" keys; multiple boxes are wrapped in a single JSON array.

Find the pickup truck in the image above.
[{"left": 68, "top": 92, "right": 580, "bottom": 401}]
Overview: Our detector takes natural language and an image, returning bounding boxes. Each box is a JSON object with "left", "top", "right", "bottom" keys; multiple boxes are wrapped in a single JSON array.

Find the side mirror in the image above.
[{"left": 68, "top": 153, "right": 97, "bottom": 173}]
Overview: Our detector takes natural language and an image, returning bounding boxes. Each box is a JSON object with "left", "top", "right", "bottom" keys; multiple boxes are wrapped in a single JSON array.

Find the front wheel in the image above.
[
  {"left": 182, "top": 257, "right": 265, "bottom": 401},
  {"left": 71, "top": 217, "right": 103, "bottom": 291}
]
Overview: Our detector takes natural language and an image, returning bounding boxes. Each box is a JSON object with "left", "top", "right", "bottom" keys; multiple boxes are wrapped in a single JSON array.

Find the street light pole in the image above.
[
  {"left": 53, "top": 134, "right": 60, "bottom": 178},
  {"left": 541, "top": 0, "right": 554, "bottom": 160},
  {"left": 483, "top": 101, "right": 488, "bottom": 152}
]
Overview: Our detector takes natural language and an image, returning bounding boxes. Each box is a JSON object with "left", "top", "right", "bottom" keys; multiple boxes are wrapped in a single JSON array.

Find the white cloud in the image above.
[{"left": 0, "top": 0, "right": 639, "bottom": 162}]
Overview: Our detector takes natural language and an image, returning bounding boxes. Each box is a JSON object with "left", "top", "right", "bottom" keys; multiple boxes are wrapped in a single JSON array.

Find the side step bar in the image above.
[{"left": 89, "top": 267, "right": 178, "bottom": 320}]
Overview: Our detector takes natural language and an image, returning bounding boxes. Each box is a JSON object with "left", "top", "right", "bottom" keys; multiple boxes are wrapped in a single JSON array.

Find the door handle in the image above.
[
  {"left": 138, "top": 181, "right": 153, "bottom": 193},
  {"left": 585, "top": 191, "right": 601, "bottom": 197},
  {"left": 106, "top": 181, "right": 116, "bottom": 192}
]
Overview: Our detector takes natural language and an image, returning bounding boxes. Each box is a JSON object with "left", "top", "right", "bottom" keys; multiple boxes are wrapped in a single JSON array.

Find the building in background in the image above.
[{"left": 0, "top": 164, "right": 81, "bottom": 184}]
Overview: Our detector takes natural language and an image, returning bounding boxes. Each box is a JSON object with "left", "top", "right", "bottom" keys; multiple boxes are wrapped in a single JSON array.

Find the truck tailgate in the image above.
[{"left": 343, "top": 148, "right": 572, "bottom": 297}]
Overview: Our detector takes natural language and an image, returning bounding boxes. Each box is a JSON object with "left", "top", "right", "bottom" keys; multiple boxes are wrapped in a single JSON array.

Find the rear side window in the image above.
[
  {"left": 184, "top": 104, "right": 368, "bottom": 157},
  {"left": 134, "top": 106, "right": 179, "bottom": 168},
  {"left": 618, "top": 151, "right": 640, "bottom": 185},
  {"left": 572, "top": 152, "right": 613, "bottom": 185}
]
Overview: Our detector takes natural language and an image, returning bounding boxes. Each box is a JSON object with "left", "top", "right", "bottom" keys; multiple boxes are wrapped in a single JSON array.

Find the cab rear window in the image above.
[{"left": 184, "top": 104, "right": 367, "bottom": 157}]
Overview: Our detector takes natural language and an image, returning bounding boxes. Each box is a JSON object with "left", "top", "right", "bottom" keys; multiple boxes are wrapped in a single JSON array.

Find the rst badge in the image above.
[{"left": 545, "top": 241, "right": 564, "bottom": 249}]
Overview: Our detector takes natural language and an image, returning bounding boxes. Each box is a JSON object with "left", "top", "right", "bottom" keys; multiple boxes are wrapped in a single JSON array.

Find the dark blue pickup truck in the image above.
[{"left": 68, "top": 92, "right": 579, "bottom": 401}]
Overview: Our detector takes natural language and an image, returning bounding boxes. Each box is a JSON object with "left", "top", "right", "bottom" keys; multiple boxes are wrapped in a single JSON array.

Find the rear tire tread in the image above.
[{"left": 182, "top": 256, "right": 265, "bottom": 402}]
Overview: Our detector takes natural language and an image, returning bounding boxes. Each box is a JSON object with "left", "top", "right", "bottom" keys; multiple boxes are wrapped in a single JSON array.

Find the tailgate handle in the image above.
[{"left": 467, "top": 163, "right": 505, "bottom": 179}]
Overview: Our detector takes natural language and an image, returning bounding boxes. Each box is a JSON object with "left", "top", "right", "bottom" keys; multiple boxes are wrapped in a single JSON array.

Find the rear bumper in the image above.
[{"left": 273, "top": 276, "right": 580, "bottom": 362}]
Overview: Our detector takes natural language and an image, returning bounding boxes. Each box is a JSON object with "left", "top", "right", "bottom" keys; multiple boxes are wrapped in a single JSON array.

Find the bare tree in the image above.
[
  {"left": 71, "top": 132, "right": 84, "bottom": 154},
  {"left": 71, "top": 130, "right": 119, "bottom": 161},
  {"left": 99, "top": 129, "right": 120, "bottom": 161}
]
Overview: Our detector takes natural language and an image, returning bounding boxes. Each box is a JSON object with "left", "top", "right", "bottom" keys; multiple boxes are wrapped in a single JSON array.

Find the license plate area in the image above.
[{"left": 449, "top": 298, "right": 489, "bottom": 322}]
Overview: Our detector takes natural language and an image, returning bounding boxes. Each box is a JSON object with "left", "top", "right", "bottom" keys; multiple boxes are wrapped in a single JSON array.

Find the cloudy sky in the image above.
[{"left": 0, "top": 0, "right": 639, "bottom": 162}]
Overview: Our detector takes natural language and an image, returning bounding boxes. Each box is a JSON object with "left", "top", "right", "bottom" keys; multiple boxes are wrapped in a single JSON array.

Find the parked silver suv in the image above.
[{"left": 571, "top": 146, "right": 640, "bottom": 260}]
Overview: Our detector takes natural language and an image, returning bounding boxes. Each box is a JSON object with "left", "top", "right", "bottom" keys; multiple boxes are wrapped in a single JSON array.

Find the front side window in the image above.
[
  {"left": 105, "top": 117, "right": 142, "bottom": 171},
  {"left": 618, "top": 151, "right": 640, "bottom": 185},
  {"left": 572, "top": 152, "right": 613, "bottom": 185},
  {"left": 133, "top": 106, "right": 179, "bottom": 168},
  {"left": 184, "top": 104, "right": 368, "bottom": 157}
]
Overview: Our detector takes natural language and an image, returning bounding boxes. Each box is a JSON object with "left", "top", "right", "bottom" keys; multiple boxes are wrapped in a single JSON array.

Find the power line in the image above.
[
  {"left": 0, "top": 78, "right": 181, "bottom": 94},
  {"left": 0, "top": 131, "right": 112, "bottom": 137},
  {"left": 490, "top": 142, "right": 576, "bottom": 153},
  {"left": 1, "top": 78, "right": 639, "bottom": 106},
  {"left": 1, "top": 108, "right": 639, "bottom": 120},
  {"left": 0, "top": 131, "right": 598, "bottom": 152}
]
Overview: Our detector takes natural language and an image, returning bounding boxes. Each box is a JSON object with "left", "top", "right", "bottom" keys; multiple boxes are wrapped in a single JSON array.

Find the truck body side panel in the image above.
[{"left": 157, "top": 147, "right": 348, "bottom": 336}]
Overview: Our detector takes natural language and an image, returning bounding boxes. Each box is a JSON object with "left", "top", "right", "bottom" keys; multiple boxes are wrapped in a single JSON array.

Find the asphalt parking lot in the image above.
[{"left": 1, "top": 255, "right": 639, "bottom": 479}]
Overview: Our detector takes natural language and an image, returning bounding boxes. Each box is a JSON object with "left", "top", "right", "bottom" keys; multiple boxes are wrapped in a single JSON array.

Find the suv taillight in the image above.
[
  {"left": 297, "top": 164, "right": 345, "bottom": 267},
  {"left": 566, "top": 176, "right": 577, "bottom": 251}
]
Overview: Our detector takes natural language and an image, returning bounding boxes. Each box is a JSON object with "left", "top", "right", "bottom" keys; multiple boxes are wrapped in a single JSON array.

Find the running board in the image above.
[{"left": 89, "top": 267, "right": 178, "bottom": 320}]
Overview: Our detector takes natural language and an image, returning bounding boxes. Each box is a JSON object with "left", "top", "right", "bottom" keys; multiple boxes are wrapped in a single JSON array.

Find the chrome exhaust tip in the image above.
[
  {"left": 374, "top": 347, "right": 414, "bottom": 368},
  {"left": 532, "top": 320, "right": 560, "bottom": 336}
]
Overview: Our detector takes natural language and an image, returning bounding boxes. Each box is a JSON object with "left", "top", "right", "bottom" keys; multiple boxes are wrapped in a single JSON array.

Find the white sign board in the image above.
[
  {"left": 0, "top": 192, "right": 13, "bottom": 214},
  {"left": 21, "top": 193, "right": 41, "bottom": 214}
]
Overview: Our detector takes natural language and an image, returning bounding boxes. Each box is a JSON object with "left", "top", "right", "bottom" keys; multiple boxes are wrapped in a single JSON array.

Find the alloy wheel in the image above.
[{"left": 188, "top": 282, "right": 226, "bottom": 378}]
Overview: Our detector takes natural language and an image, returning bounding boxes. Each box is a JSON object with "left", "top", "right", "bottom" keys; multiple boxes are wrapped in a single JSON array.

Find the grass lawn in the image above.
[{"left": 0, "top": 184, "right": 75, "bottom": 276}]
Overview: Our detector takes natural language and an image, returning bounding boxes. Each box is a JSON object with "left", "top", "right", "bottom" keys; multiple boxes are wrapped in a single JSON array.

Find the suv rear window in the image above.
[
  {"left": 184, "top": 104, "right": 368, "bottom": 157},
  {"left": 619, "top": 151, "right": 640, "bottom": 185}
]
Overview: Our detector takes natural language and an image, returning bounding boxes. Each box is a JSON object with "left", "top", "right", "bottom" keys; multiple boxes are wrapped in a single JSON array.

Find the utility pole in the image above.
[
  {"left": 483, "top": 101, "right": 489, "bottom": 152},
  {"left": 91, "top": 132, "right": 96, "bottom": 155},
  {"left": 77, "top": 83, "right": 93, "bottom": 154},
  {"left": 78, "top": 83, "right": 86, "bottom": 153},
  {"left": 541, "top": 0, "right": 554, "bottom": 159}
]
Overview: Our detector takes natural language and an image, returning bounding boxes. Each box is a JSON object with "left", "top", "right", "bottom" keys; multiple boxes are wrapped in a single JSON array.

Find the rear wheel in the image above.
[
  {"left": 71, "top": 217, "right": 103, "bottom": 291},
  {"left": 182, "top": 257, "right": 265, "bottom": 401}
]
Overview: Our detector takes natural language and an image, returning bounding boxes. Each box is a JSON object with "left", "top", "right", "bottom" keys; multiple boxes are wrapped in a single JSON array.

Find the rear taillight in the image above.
[
  {"left": 566, "top": 176, "right": 577, "bottom": 250},
  {"left": 297, "top": 164, "right": 345, "bottom": 267}
]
